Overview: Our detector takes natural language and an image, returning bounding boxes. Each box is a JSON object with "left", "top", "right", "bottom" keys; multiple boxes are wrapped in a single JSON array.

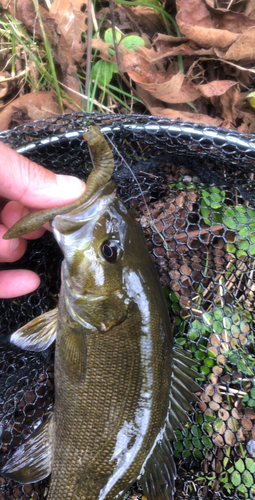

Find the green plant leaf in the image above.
[
  {"left": 225, "top": 218, "right": 236, "bottom": 229},
  {"left": 223, "top": 482, "right": 234, "bottom": 492},
  {"left": 207, "top": 349, "right": 216, "bottom": 359},
  {"left": 170, "top": 292, "right": 179, "bottom": 303},
  {"left": 203, "top": 422, "right": 213, "bottom": 433},
  {"left": 236, "top": 213, "right": 248, "bottom": 224},
  {"left": 235, "top": 458, "right": 245, "bottom": 473},
  {"left": 204, "top": 357, "right": 214, "bottom": 367},
  {"left": 245, "top": 458, "right": 255, "bottom": 473},
  {"left": 237, "top": 225, "right": 249, "bottom": 237},
  {"left": 213, "top": 321, "right": 222, "bottom": 334},
  {"left": 223, "top": 317, "right": 231, "bottom": 329},
  {"left": 104, "top": 28, "right": 122, "bottom": 44},
  {"left": 189, "top": 330, "right": 200, "bottom": 341},
  {"left": 235, "top": 205, "right": 246, "bottom": 213},
  {"left": 228, "top": 352, "right": 238, "bottom": 364},
  {"left": 91, "top": 60, "right": 118, "bottom": 86},
  {"left": 237, "top": 359, "right": 247, "bottom": 371},
  {"left": 231, "top": 470, "right": 241, "bottom": 486},
  {"left": 121, "top": 35, "right": 145, "bottom": 52},
  {"left": 213, "top": 308, "right": 223, "bottom": 321},
  {"left": 202, "top": 435, "right": 213, "bottom": 448},
  {"left": 174, "top": 441, "right": 183, "bottom": 452},
  {"left": 191, "top": 425, "right": 202, "bottom": 438},
  {"left": 195, "top": 350, "right": 205, "bottom": 360},
  {"left": 183, "top": 449, "right": 191, "bottom": 458},
  {"left": 193, "top": 449, "right": 203, "bottom": 460},
  {"left": 205, "top": 415, "right": 216, "bottom": 423},
  {"left": 238, "top": 239, "right": 249, "bottom": 250},
  {"left": 224, "top": 208, "right": 235, "bottom": 217},
  {"left": 243, "top": 470, "right": 253, "bottom": 487},
  {"left": 237, "top": 484, "right": 248, "bottom": 496},
  {"left": 247, "top": 208, "right": 255, "bottom": 218}
]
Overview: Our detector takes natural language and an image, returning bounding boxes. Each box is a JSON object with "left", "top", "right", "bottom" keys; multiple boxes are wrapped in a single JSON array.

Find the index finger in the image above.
[{"left": 0, "top": 142, "right": 85, "bottom": 209}]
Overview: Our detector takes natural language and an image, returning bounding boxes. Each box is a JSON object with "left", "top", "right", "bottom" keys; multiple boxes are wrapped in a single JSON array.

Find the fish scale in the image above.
[{"left": 51, "top": 310, "right": 148, "bottom": 499}]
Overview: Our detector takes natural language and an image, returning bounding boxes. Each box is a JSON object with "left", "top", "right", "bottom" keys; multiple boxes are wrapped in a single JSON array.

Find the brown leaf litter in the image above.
[
  {"left": 1, "top": 0, "right": 255, "bottom": 131},
  {"left": 0, "top": 92, "right": 61, "bottom": 130}
]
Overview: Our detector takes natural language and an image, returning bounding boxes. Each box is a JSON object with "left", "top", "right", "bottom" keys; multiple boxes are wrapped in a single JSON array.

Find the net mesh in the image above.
[{"left": 0, "top": 113, "right": 255, "bottom": 500}]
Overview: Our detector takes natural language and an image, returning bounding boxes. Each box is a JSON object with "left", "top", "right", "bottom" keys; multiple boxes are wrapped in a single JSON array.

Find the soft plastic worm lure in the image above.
[{"left": 3, "top": 127, "right": 114, "bottom": 240}]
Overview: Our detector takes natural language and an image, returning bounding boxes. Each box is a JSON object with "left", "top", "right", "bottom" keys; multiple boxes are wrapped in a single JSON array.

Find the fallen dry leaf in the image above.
[
  {"left": 197, "top": 80, "right": 238, "bottom": 97},
  {"left": 91, "top": 39, "right": 241, "bottom": 108},
  {"left": 136, "top": 43, "right": 214, "bottom": 63},
  {"left": 128, "top": 69, "right": 202, "bottom": 104},
  {"left": 125, "top": 5, "right": 166, "bottom": 37},
  {"left": 216, "top": 27, "right": 255, "bottom": 61},
  {"left": 208, "top": 5, "right": 255, "bottom": 33},
  {"left": 231, "top": 91, "right": 255, "bottom": 133},
  {"left": 0, "top": 92, "right": 61, "bottom": 130},
  {"left": 149, "top": 106, "right": 223, "bottom": 126},
  {"left": 135, "top": 83, "right": 163, "bottom": 108},
  {"left": 176, "top": 0, "right": 240, "bottom": 48},
  {"left": 91, "top": 39, "right": 114, "bottom": 63},
  {"left": 49, "top": 0, "right": 87, "bottom": 64},
  {"left": 8, "top": 0, "right": 42, "bottom": 36},
  {"left": 211, "top": 84, "right": 240, "bottom": 124},
  {"left": 7, "top": 0, "right": 84, "bottom": 108},
  {"left": 0, "top": 72, "right": 15, "bottom": 99}
]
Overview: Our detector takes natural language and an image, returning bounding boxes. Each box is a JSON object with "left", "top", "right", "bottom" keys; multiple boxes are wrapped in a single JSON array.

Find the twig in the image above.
[{"left": 85, "top": 0, "right": 92, "bottom": 102}]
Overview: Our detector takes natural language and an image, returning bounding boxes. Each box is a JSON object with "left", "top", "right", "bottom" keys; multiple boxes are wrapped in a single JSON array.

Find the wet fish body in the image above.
[{"left": 2, "top": 128, "right": 200, "bottom": 500}]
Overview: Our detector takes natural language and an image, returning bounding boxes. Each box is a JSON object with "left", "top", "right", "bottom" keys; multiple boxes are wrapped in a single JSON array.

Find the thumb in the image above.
[{"left": 0, "top": 141, "right": 85, "bottom": 209}]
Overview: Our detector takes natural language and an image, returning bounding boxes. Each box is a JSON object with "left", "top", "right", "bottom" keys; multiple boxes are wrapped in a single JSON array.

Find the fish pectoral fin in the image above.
[
  {"left": 2, "top": 414, "right": 54, "bottom": 483},
  {"left": 140, "top": 436, "right": 176, "bottom": 500},
  {"left": 10, "top": 308, "right": 58, "bottom": 351}
]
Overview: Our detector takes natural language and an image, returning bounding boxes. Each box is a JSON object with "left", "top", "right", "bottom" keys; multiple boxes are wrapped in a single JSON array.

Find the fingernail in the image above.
[
  {"left": 9, "top": 238, "right": 19, "bottom": 252},
  {"left": 56, "top": 175, "right": 86, "bottom": 200}
]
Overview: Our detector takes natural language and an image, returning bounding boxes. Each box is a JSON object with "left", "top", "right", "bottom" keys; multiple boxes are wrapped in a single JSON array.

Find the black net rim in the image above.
[{"left": 0, "top": 112, "right": 255, "bottom": 159}]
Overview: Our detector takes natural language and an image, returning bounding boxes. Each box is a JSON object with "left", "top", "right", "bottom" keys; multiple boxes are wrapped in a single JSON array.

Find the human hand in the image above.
[{"left": 0, "top": 141, "right": 85, "bottom": 299}]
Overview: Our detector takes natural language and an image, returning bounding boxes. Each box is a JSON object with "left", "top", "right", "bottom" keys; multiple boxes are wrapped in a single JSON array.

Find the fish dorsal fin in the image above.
[
  {"left": 139, "top": 346, "right": 200, "bottom": 500},
  {"left": 2, "top": 414, "right": 54, "bottom": 483},
  {"left": 140, "top": 435, "right": 176, "bottom": 500},
  {"left": 167, "top": 346, "right": 200, "bottom": 440},
  {"left": 10, "top": 308, "right": 58, "bottom": 352}
]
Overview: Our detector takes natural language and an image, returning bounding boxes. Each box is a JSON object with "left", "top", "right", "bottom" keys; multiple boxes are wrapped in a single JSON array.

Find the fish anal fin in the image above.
[
  {"left": 10, "top": 308, "right": 58, "bottom": 352},
  {"left": 2, "top": 414, "right": 54, "bottom": 483}
]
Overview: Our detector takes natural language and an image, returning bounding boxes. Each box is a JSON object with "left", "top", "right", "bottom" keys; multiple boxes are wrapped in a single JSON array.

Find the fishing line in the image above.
[
  {"left": 106, "top": 133, "right": 169, "bottom": 252},
  {"left": 106, "top": 134, "right": 153, "bottom": 222}
]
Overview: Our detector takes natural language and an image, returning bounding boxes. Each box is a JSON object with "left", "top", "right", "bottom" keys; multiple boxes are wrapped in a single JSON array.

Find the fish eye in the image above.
[{"left": 101, "top": 240, "right": 121, "bottom": 262}]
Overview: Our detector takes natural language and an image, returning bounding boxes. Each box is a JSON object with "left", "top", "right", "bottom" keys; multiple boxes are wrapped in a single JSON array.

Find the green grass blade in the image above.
[{"left": 31, "top": 0, "right": 63, "bottom": 112}]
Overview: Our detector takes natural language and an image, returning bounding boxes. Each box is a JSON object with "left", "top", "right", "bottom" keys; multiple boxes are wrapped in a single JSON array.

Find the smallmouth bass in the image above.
[{"left": 2, "top": 127, "right": 200, "bottom": 500}]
